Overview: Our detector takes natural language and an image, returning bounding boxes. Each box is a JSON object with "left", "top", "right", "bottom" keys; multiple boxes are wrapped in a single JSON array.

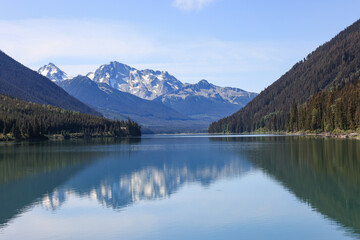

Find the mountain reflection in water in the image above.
[
  {"left": 0, "top": 136, "right": 253, "bottom": 226},
  {"left": 41, "top": 139, "right": 253, "bottom": 210},
  {"left": 1, "top": 135, "right": 359, "bottom": 239}
]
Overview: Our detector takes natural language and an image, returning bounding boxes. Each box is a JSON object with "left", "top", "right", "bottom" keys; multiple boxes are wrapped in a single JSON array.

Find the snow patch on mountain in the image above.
[
  {"left": 38, "top": 62, "right": 257, "bottom": 108},
  {"left": 158, "top": 79, "right": 257, "bottom": 105},
  {"left": 88, "top": 61, "right": 183, "bottom": 100},
  {"left": 38, "top": 63, "right": 69, "bottom": 82}
]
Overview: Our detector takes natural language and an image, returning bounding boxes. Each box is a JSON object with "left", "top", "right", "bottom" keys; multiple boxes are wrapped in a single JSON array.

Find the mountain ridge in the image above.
[
  {"left": 39, "top": 62, "right": 257, "bottom": 132},
  {"left": 57, "top": 76, "right": 210, "bottom": 133},
  {"left": 0, "top": 51, "right": 100, "bottom": 116},
  {"left": 155, "top": 79, "right": 257, "bottom": 121},
  {"left": 89, "top": 61, "right": 183, "bottom": 100}
]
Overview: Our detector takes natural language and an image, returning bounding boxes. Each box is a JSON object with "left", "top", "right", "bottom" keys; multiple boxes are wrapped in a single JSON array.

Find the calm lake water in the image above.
[{"left": 0, "top": 135, "right": 359, "bottom": 240}]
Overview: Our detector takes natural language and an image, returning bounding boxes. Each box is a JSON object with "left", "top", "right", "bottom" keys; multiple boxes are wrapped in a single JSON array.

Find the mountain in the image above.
[
  {"left": 41, "top": 62, "right": 256, "bottom": 132},
  {"left": 57, "top": 76, "right": 205, "bottom": 132},
  {"left": 155, "top": 79, "right": 257, "bottom": 121},
  {"left": 0, "top": 51, "right": 99, "bottom": 116},
  {"left": 36, "top": 61, "right": 257, "bottom": 132},
  {"left": 38, "top": 63, "right": 69, "bottom": 82},
  {"left": 88, "top": 61, "right": 183, "bottom": 100},
  {"left": 209, "top": 19, "right": 360, "bottom": 133},
  {"left": 87, "top": 62, "right": 257, "bottom": 121}
]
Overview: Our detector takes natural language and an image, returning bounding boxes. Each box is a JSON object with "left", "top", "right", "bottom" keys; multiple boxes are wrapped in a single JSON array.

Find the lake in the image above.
[{"left": 0, "top": 135, "right": 359, "bottom": 239}]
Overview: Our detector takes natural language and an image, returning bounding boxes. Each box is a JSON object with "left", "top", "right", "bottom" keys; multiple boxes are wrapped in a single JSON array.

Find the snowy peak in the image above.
[
  {"left": 37, "top": 60, "right": 257, "bottom": 108},
  {"left": 90, "top": 61, "right": 133, "bottom": 86},
  {"left": 38, "top": 63, "right": 69, "bottom": 82},
  {"left": 162, "top": 79, "right": 257, "bottom": 105},
  {"left": 90, "top": 61, "right": 183, "bottom": 100}
]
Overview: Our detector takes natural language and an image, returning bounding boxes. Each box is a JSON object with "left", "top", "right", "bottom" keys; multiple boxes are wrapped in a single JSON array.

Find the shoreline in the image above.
[
  {"left": 265, "top": 131, "right": 360, "bottom": 139},
  {"left": 0, "top": 133, "right": 140, "bottom": 142},
  {"left": 300, "top": 132, "right": 360, "bottom": 139},
  {"left": 209, "top": 131, "right": 360, "bottom": 139}
]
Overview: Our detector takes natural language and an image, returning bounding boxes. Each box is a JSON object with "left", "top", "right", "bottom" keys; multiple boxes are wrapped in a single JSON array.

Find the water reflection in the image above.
[
  {"left": 0, "top": 138, "right": 140, "bottom": 227},
  {"left": 211, "top": 136, "right": 360, "bottom": 237},
  {"left": 0, "top": 136, "right": 252, "bottom": 226},
  {"left": 1, "top": 135, "right": 359, "bottom": 239},
  {"left": 40, "top": 141, "right": 253, "bottom": 210}
]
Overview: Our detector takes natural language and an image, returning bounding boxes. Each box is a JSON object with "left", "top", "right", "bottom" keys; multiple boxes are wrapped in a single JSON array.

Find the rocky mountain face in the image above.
[
  {"left": 155, "top": 79, "right": 257, "bottom": 121},
  {"left": 88, "top": 61, "right": 183, "bottom": 100},
  {"left": 39, "top": 62, "right": 257, "bottom": 132},
  {"left": 38, "top": 62, "right": 69, "bottom": 82},
  {"left": 57, "top": 76, "right": 195, "bottom": 132},
  {"left": 175, "top": 80, "right": 256, "bottom": 105}
]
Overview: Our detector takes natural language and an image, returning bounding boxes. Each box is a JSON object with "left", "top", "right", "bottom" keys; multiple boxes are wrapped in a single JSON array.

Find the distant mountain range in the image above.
[
  {"left": 155, "top": 79, "right": 257, "bottom": 121},
  {"left": 0, "top": 51, "right": 99, "bottom": 116},
  {"left": 57, "top": 76, "right": 198, "bottom": 132},
  {"left": 39, "top": 62, "right": 257, "bottom": 132},
  {"left": 209, "top": 18, "right": 360, "bottom": 133}
]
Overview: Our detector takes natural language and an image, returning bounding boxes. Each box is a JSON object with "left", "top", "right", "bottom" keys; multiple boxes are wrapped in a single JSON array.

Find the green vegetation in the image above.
[
  {"left": 0, "top": 94, "right": 141, "bottom": 140},
  {"left": 287, "top": 79, "right": 360, "bottom": 132},
  {"left": 209, "top": 19, "right": 360, "bottom": 133}
]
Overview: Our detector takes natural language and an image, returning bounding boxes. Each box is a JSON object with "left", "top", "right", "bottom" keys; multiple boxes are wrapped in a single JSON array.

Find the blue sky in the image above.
[{"left": 0, "top": 0, "right": 359, "bottom": 92}]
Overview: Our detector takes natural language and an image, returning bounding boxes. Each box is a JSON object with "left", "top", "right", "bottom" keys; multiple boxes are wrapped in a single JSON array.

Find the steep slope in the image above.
[
  {"left": 57, "top": 76, "right": 198, "bottom": 132},
  {"left": 38, "top": 63, "right": 69, "bottom": 81},
  {"left": 287, "top": 79, "right": 360, "bottom": 132},
  {"left": 89, "top": 61, "right": 183, "bottom": 100},
  {"left": 209, "top": 19, "right": 360, "bottom": 133},
  {"left": 0, "top": 51, "right": 99, "bottom": 116},
  {"left": 155, "top": 79, "right": 257, "bottom": 121}
]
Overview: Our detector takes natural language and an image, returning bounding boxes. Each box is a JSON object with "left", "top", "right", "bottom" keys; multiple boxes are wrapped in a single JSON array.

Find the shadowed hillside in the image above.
[
  {"left": 0, "top": 51, "right": 99, "bottom": 116},
  {"left": 209, "top": 19, "right": 360, "bottom": 133}
]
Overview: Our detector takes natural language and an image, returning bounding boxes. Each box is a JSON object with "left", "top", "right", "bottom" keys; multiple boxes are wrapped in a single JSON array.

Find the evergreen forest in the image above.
[
  {"left": 208, "top": 19, "right": 360, "bottom": 134},
  {"left": 0, "top": 94, "right": 141, "bottom": 140}
]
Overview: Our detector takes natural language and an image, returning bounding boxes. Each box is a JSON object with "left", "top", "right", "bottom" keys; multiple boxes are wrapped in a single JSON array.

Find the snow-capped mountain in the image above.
[
  {"left": 38, "top": 63, "right": 69, "bottom": 82},
  {"left": 57, "top": 76, "right": 192, "bottom": 130},
  {"left": 160, "top": 79, "right": 257, "bottom": 105},
  {"left": 154, "top": 79, "right": 257, "bottom": 121},
  {"left": 38, "top": 62, "right": 257, "bottom": 131},
  {"left": 88, "top": 61, "right": 183, "bottom": 100}
]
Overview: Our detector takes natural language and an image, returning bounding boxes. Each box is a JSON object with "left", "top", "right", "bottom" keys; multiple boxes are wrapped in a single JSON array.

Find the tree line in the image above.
[
  {"left": 287, "top": 79, "right": 360, "bottom": 132},
  {"left": 0, "top": 94, "right": 141, "bottom": 140}
]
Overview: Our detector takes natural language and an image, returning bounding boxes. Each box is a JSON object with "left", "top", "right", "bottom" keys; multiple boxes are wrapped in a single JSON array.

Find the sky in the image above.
[{"left": 0, "top": 0, "right": 359, "bottom": 92}]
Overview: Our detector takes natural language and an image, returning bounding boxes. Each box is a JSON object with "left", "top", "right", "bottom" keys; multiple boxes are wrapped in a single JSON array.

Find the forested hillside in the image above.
[
  {"left": 0, "top": 51, "right": 99, "bottom": 116},
  {"left": 209, "top": 19, "right": 360, "bottom": 133},
  {"left": 287, "top": 79, "right": 360, "bottom": 132},
  {"left": 0, "top": 94, "right": 141, "bottom": 140}
]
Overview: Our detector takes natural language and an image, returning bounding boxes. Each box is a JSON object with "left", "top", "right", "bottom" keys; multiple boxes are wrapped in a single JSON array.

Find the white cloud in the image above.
[
  {"left": 0, "top": 18, "right": 313, "bottom": 92},
  {"left": 0, "top": 19, "right": 155, "bottom": 65},
  {"left": 173, "top": 0, "right": 215, "bottom": 11}
]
